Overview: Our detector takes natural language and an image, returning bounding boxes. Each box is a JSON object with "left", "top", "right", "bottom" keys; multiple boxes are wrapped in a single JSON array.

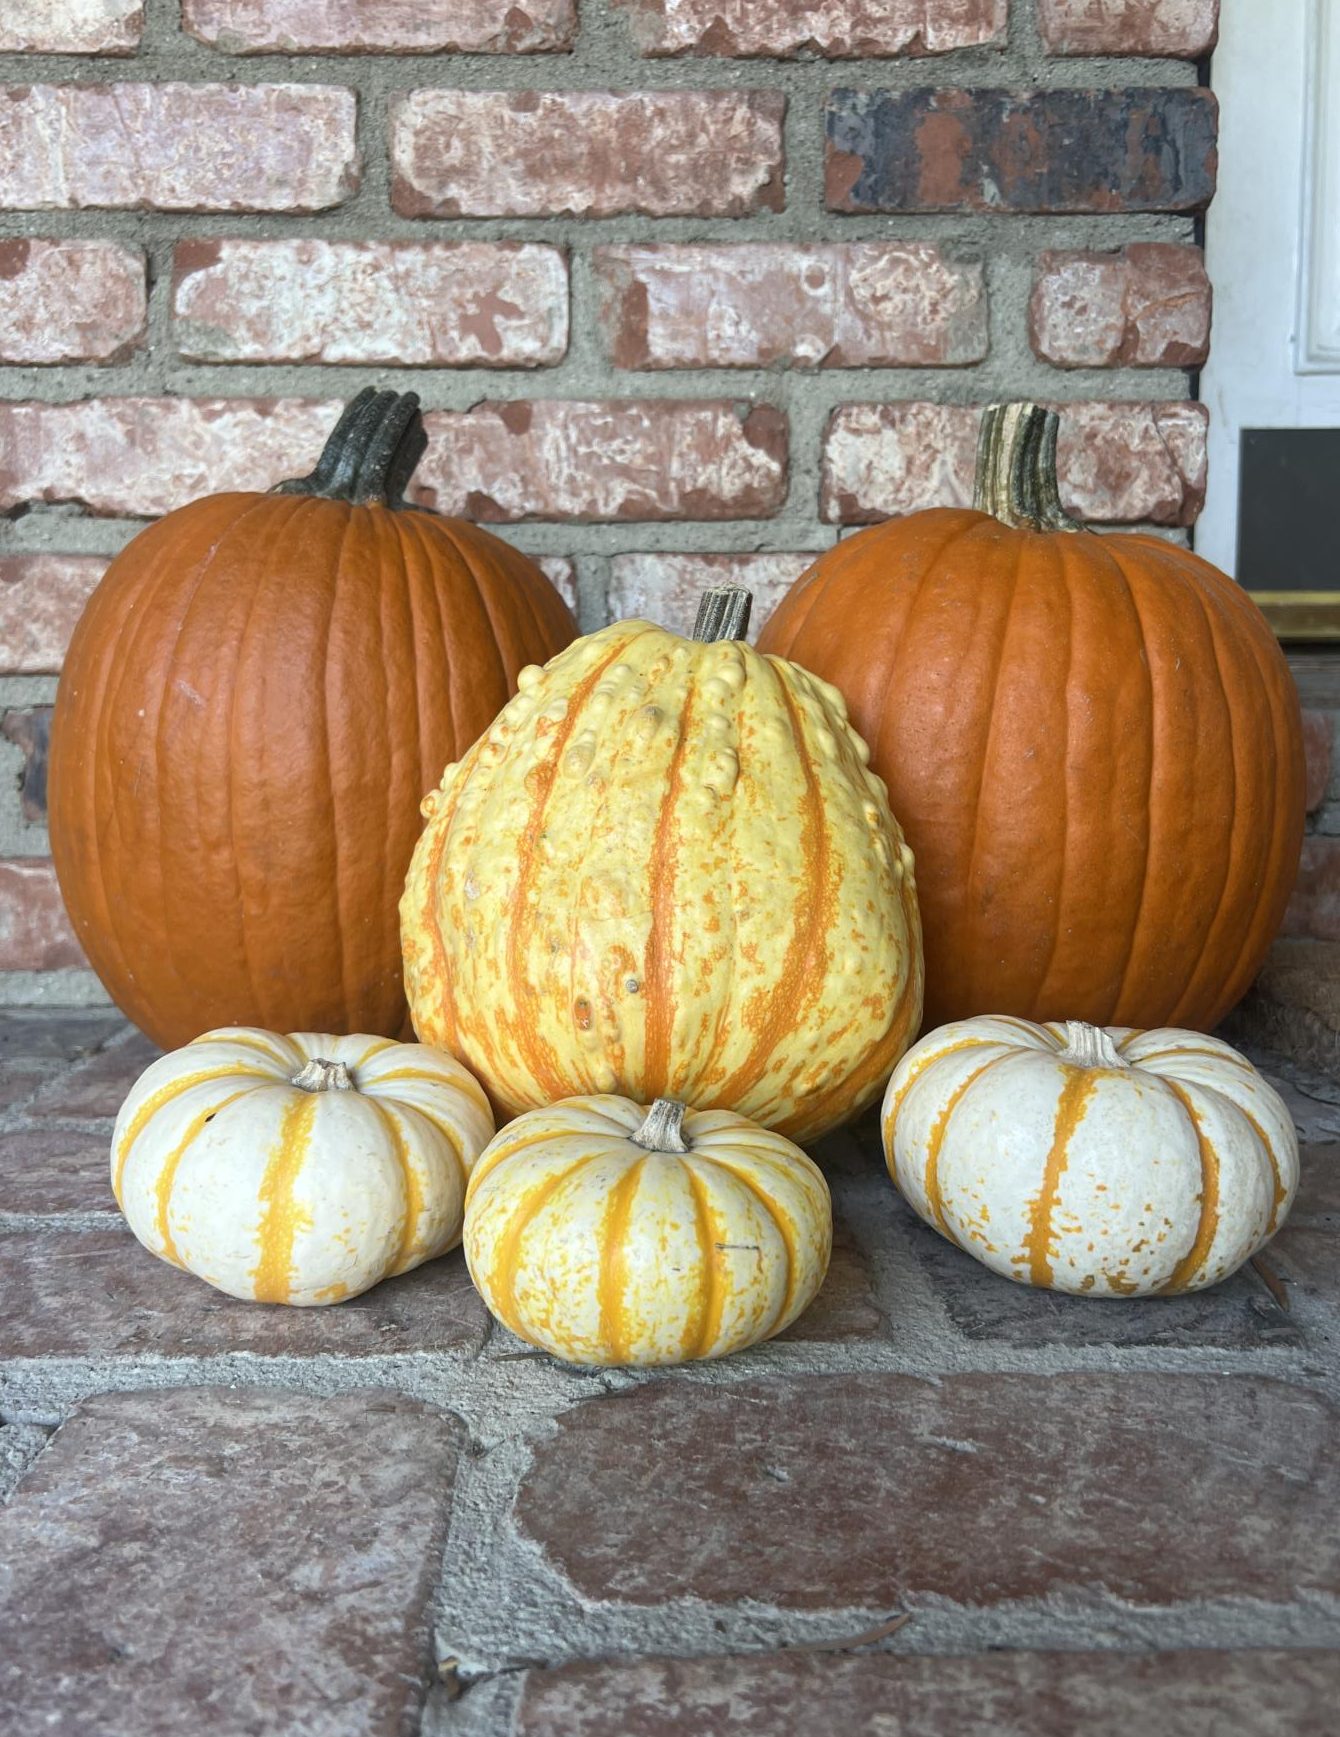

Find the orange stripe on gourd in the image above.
[
  {"left": 1160, "top": 1081, "right": 1222, "bottom": 1294},
  {"left": 683, "top": 1162, "right": 725, "bottom": 1359},
  {"left": 596, "top": 1158, "right": 645, "bottom": 1364},
  {"left": 923, "top": 1051, "right": 1016, "bottom": 1244},
  {"left": 1022, "top": 1069, "right": 1098, "bottom": 1288},
  {"left": 251, "top": 1093, "right": 318, "bottom": 1305},
  {"left": 113, "top": 1063, "right": 271, "bottom": 1200},
  {"left": 153, "top": 1088, "right": 253, "bottom": 1266}
]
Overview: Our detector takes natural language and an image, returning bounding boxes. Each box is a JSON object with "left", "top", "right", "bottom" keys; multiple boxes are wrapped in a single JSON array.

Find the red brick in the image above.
[
  {"left": 821, "top": 400, "right": 1207, "bottom": 526},
  {"left": 173, "top": 239, "right": 568, "bottom": 367},
  {"left": 0, "top": 1128, "right": 112, "bottom": 1215},
  {"left": 0, "top": 240, "right": 144, "bottom": 365},
  {"left": 0, "top": 861, "right": 85, "bottom": 972},
  {"left": 0, "top": 556, "right": 104, "bottom": 673},
  {"left": 827, "top": 87, "right": 1217, "bottom": 214},
  {"left": 27, "top": 1026, "right": 160, "bottom": 1119},
  {"left": 1285, "top": 838, "right": 1340, "bottom": 943},
  {"left": 411, "top": 402, "right": 788, "bottom": 523},
  {"left": 596, "top": 242, "right": 986, "bottom": 370},
  {"left": 514, "top": 1373, "right": 1340, "bottom": 1607},
  {"left": 0, "top": 1225, "right": 489, "bottom": 1356},
  {"left": 1031, "top": 244, "right": 1211, "bottom": 369},
  {"left": 0, "top": 1, "right": 143, "bottom": 52},
  {"left": 608, "top": 553, "right": 813, "bottom": 638},
  {"left": 184, "top": 0, "right": 576, "bottom": 51},
  {"left": 615, "top": 0, "right": 1006, "bottom": 57},
  {"left": 1, "top": 708, "right": 50, "bottom": 823},
  {"left": 516, "top": 1651, "right": 1340, "bottom": 1737},
  {"left": 1039, "top": 0, "right": 1219, "bottom": 57},
  {"left": 391, "top": 89, "right": 785, "bottom": 219},
  {"left": 0, "top": 84, "right": 357, "bottom": 213},
  {"left": 0, "top": 1389, "right": 462, "bottom": 1734},
  {"left": 1304, "top": 709, "right": 1334, "bottom": 813},
  {"left": 0, "top": 397, "right": 337, "bottom": 517}
]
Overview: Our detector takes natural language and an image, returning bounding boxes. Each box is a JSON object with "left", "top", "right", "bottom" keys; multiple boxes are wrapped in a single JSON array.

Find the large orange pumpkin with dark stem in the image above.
[
  {"left": 48, "top": 388, "right": 575, "bottom": 1049},
  {"left": 758, "top": 401, "right": 1305, "bottom": 1033}
]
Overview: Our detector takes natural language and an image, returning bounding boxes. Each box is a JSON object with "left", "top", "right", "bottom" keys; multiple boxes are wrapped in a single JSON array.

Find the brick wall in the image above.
[{"left": 0, "top": 0, "right": 1226, "bottom": 1005}]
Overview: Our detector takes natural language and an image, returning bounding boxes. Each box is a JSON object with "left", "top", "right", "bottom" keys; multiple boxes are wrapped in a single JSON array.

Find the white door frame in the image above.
[{"left": 1200, "top": 0, "right": 1340, "bottom": 626}]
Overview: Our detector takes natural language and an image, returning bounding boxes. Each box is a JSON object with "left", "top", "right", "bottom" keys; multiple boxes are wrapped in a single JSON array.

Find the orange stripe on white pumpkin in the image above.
[{"left": 251, "top": 1093, "right": 318, "bottom": 1305}]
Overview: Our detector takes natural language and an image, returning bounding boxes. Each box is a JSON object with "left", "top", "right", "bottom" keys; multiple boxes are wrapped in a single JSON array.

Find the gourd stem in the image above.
[
  {"left": 292, "top": 1057, "right": 357, "bottom": 1093},
  {"left": 630, "top": 1098, "right": 692, "bottom": 1154},
  {"left": 973, "top": 402, "right": 1083, "bottom": 534},
  {"left": 1056, "top": 1022, "right": 1129, "bottom": 1070},
  {"left": 274, "top": 388, "right": 427, "bottom": 509},
  {"left": 692, "top": 584, "right": 752, "bottom": 644}
]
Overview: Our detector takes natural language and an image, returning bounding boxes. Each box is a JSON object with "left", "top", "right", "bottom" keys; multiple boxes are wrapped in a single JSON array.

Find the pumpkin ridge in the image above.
[
  {"left": 801, "top": 939, "right": 922, "bottom": 1137},
  {"left": 320, "top": 506, "right": 357, "bottom": 1029},
  {"left": 153, "top": 1087, "right": 253, "bottom": 1266},
  {"left": 1159, "top": 1079, "right": 1222, "bottom": 1293},
  {"left": 1160, "top": 558, "right": 1246, "bottom": 1029},
  {"left": 382, "top": 1097, "right": 471, "bottom": 1194},
  {"left": 1028, "top": 530, "right": 1077, "bottom": 1016},
  {"left": 109, "top": 495, "right": 290, "bottom": 1034},
  {"left": 682, "top": 1160, "right": 723, "bottom": 1359},
  {"left": 223, "top": 495, "right": 330, "bottom": 1030},
  {"left": 251, "top": 1091, "right": 318, "bottom": 1305},
  {"left": 501, "top": 632, "right": 653, "bottom": 1099},
  {"left": 923, "top": 1050, "right": 1017, "bottom": 1243},
  {"left": 375, "top": 1103, "right": 425, "bottom": 1274},
  {"left": 695, "top": 1153, "right": 797, "bottom": 1335},
  {"left": 1095, "top": 537, "right": 1161, "bottom": 1023},
  {"left": 596, "top": 1156, "right": 645, "bottom": 1364},
  {"left": 488, "top": 1148, "right": 608, "bottom": 1337},
  {"left": 643, "top": 672, "right": 696, "bottom": 1101},
  {"left": 882, "top": 1034, "right": 992, "bottom": 1143},
  {"left": 712, "top": 663, "right": 833, "bottom": 1115},
  {"left": 114, "top": 1064, "right": 274, "bottom": 1199},
  {"left": 959, "top": 530, "right": 1028, "bottom": 1017},
  {"left": 1022, "top": 1067, "right": 1099, "bottom": 1289}
]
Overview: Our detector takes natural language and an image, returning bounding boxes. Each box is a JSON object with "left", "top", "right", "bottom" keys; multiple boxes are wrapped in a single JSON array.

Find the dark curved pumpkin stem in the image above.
[
  {"left": 275, "top": 388, "right": 428, "bottom": 509},
  {"left": 692, "top": 583, "right": 752, "bottom": 643},
  {"left": 973, "top": 402, "right": 1083, "bottom": 534}
]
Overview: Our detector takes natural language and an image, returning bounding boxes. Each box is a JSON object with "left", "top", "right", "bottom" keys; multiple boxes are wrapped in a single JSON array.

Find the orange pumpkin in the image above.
[
  {"left": 758, "top": 402, "right": 1305, "bottom": 1032},
  {"left": 49, "top": 389, "right": 575, "bottom": 1049}
]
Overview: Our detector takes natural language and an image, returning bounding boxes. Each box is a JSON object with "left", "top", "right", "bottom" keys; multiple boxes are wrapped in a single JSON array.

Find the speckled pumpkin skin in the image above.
[
  {"left": 400, "top": 619, "right": 924, "bottom": 1143},
  {"left": 463, "top": 1095, "right": 832, "bottom": 1365},
  {"left": 882, "top": 1018, "right": 1300, "bottom": 1297},
  {"left": 113, "top": 1029, "right": 495, "bottom": 1305}
]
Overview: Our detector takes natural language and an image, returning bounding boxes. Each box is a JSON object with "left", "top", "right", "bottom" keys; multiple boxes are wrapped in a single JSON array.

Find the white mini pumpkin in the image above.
[
  {"left": 463, "top": 1094, "right": 832, "bottom": 1365},
  {"left": 113, "top": 1028, "right": 494, "bottom": 1305},
  {"left": 881, "top": 1018, "right": 1299, "bottom": 1297}
]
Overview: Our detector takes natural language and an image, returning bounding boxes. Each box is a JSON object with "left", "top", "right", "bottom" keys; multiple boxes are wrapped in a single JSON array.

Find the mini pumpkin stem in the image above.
[
  {"left": 974, "top": 402, "right": 1083, "bottom": 535},
  {"left": 692, "top": 584, "right": 752, "bottom": 644},
  {"left": 275, "top": 388, "right": 428, "bottom": 510},
  {"left": 630, "top": 1098, "right": 692, "bottom": 1154},
  {"left": 1056, "top": 1022, "right": 1129, "bottom": 1070},
  {"left": 292, "top": 1057, "right": 357, "bottom": 1093}
]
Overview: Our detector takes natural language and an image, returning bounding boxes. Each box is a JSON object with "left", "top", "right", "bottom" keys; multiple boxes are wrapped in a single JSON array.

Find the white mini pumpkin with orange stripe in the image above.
[
  {"left": 113, "top": 1028, "right": 494, "bottom": 1305},
  {"left": 463, "top": 1094, "right": 831, "bottom": 1365},
  {"left": 881, "top": 1018, "right": 1298, "bottom": 1297}
]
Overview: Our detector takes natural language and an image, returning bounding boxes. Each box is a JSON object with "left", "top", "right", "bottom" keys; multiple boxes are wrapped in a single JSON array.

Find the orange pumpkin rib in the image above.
[
  {"left": 487, "top": 1149, "right": 607, "bottom": 1341},
  {"left": 683, "top": 1162, "right": 725, "bottom": 1359},
  {"left": 1022, "top": 1069, "right": 1098, "bottom": 1288},
  {"left": 251, "top": 1092, "right": 318, "bottom": 1305},
  {"left": 596, "top": 1157, "right": 645, "bottom": 1363},
  {"left": 1159, "top": 1080, "right": 1221, "bottom": 1293},
  {"left": 643, "top": 679, "right": 697, "bottom": 1102}
]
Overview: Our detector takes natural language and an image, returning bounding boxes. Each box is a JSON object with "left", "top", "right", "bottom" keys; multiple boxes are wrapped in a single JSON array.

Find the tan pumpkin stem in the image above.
[
  {"left": 692, "top": 584, "right": 752, "bottom": 644},
  {"left": 630, "top": 1098, "right": 692, "bottom": 1154},
  {"left": 974, "top": 403, "right": 1084, "bottom": 535},
  {"left": 1056, "top": 1022, "right": 1129, "bottom": 1070},
  {"left": 292, "top": 1057, "right": 357, "bottom": 1093},
  {"left": 274, "top": 388, "right": 428, "bottom": 510}
]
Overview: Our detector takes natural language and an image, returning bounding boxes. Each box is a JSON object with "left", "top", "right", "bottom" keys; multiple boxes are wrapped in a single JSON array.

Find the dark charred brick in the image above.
[
  {"left": 1, "top": 706, "right": 51, "bottom": 822},
  {"left": 825, "top": 87, "right": 1218, "bottom": 214}
]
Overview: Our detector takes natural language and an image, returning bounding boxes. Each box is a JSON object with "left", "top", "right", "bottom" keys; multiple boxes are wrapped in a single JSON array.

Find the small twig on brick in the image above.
[
  {"left": 783, "top": 1612, "right": 911, "bottom": 1654},
  {"left": 1250, "top": 1254, "right": 1291, "bottom": 1311}
]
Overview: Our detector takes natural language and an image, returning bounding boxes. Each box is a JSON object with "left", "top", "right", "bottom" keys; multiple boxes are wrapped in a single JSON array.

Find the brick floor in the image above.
[{"left": 0, "top": 1013, "right": 1336, "bottom": 1733}]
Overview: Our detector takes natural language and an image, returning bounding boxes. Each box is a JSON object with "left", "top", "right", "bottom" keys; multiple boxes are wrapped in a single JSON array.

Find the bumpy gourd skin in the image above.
[{"left": 401, "top": 619, "right": 923, "bottom": 1143}]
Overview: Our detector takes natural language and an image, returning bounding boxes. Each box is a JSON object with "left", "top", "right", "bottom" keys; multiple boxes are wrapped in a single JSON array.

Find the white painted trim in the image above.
[
  {"left": 1200, "top": 0, "right": 1340, "bottom": 576},
  {"left": 1298, "top": 0, "right": 1340, "bottom": 370}
]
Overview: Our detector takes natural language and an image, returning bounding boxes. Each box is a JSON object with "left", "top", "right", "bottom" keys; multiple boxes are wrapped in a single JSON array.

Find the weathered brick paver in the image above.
[
  {"left": 0, "top": 1389, "right": 464, "bottom": 1736},
  {"left": 0, "top": 1015, "right": 1337, "bottom": 1731}
]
